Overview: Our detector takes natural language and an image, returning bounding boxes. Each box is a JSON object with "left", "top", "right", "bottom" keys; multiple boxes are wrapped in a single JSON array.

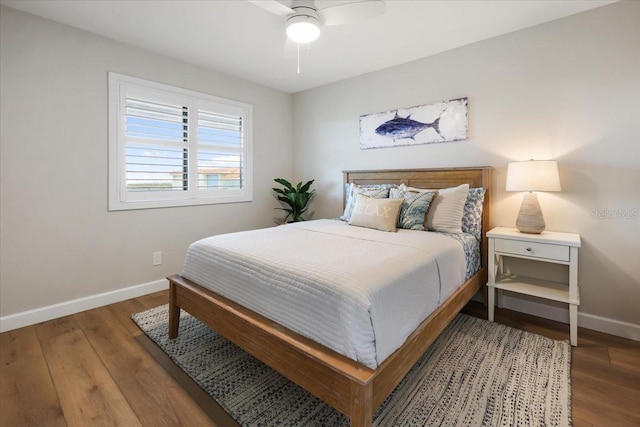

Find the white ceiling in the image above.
[{"left": 1, "top": 0, "right": 615, "bottom": 93}]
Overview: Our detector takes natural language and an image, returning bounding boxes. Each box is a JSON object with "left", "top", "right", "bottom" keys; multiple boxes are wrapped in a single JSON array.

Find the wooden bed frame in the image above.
[{"left": 167, "top": 167, "right": 492, "bottom": 427}]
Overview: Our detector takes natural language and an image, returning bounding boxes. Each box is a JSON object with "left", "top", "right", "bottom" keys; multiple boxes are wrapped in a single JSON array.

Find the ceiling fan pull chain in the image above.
[{"left": 297, "top": 42, "right": 301, "bottom": 74}]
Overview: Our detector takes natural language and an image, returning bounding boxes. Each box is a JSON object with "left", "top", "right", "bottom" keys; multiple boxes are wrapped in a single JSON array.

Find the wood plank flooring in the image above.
[{"left": 1, "top": 291, "right": 638, "bottom": 427}]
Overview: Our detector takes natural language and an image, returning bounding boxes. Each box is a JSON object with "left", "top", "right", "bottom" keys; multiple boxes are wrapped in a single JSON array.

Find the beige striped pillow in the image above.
[{"left": 425, "top": 183, "right": 470, "bottom": 234}]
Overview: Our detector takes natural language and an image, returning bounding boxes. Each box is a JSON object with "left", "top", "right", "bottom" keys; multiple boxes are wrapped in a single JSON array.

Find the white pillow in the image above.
[
  {"left": 349, "top": 195, "right": 403, "bottom": 232},
  {"left": 424, "top": 183, "right": 470, "bottom": 234}
]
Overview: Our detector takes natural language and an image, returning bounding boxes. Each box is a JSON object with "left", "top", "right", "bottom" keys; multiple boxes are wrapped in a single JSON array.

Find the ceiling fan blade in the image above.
[
  {"left": 318, "top": 0, "right": 386, "bottom": 26},
  {"left": 247, "top": 0, "right": 295, "bottom": 17}
]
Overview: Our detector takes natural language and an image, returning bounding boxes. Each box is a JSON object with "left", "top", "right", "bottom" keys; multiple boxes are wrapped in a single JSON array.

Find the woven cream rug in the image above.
[{"left": 132, "top": 306, "right": 571, "bottom": 426}]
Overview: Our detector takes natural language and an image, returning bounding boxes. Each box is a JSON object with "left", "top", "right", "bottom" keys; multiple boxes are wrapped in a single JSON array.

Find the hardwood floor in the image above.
[{"left": 2, "top": 291, "right": 638, "bottom": 427}]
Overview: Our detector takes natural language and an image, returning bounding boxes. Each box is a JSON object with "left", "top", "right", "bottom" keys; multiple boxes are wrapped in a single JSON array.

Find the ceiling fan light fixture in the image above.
[{"left": 286, "top": 13, "right": 320, "bottom": 43}]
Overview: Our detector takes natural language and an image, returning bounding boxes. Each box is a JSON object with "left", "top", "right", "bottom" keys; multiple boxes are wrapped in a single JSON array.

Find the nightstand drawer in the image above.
[{"left": 494, "top": 238, "right": 569, "bottom": 261}]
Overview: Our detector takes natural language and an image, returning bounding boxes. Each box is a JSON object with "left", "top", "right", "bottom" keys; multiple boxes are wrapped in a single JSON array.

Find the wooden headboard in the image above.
[{"left": 343, "top": 167, "right": 492, "bottom": 276}]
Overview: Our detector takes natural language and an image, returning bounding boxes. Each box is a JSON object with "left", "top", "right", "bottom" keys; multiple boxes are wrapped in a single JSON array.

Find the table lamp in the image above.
[{"left": 506, "top": 160, "right": 561, "bottom": 234}]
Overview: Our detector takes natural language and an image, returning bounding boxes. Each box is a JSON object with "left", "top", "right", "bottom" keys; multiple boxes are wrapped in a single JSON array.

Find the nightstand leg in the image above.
[
  {"left": 488, "top": 286, "right": 495, "bottom": 322},
  {"left": 488, "top": 238, "right": 496, "bottom": 322},
  {"left": 569, "top": 304, "right": 578, "bottom": 346},
  {"left": 495, "top": 253, "right": 504, "bottom": 308}
]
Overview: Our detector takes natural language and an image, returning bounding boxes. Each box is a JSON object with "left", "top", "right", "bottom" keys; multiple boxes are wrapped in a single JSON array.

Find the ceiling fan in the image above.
[{"left": 248, "top": 0, "right": 386, "bottom": 43}]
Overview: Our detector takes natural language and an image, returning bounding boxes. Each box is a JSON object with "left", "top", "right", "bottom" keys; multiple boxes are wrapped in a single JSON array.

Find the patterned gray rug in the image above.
[{"left": 132, "top": 305, "right": 571, "bottom": 426}]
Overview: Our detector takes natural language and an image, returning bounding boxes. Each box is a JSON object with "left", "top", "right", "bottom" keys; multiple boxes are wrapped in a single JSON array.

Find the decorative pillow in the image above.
[
  {"left": 348, "top": 195, "right": 403, "bottom": 232},
  {"left": 425, "top": 183, "right": 470, "bottom": 234},
  {"left": 389, "top": 188, "right": 438, "bottom": 231},
  {"left": 340, "top": 183, "right": 395, "bottom": 221},
  {"left": 462, "top": 187, "right": 486, "bottom": 241}
]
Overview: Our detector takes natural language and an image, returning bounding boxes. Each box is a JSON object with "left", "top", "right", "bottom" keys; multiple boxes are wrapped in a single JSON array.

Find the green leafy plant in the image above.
[{"left": 273, "top": 178, "right": 316, "bottom": 223}]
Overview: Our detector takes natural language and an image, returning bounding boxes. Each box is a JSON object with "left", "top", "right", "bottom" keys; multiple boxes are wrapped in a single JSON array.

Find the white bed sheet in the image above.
[{"left": 181, "top": 219, "right": 466, "bottom": 369}]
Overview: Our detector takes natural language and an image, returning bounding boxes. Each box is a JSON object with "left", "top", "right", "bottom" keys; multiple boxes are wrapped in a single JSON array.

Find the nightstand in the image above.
[{"left": 487, "top": 227, "right": 581, "bottom": 346}]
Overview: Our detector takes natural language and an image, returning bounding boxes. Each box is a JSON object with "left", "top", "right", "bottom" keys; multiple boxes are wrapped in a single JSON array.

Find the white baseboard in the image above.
[
  {"left": 0, "top": 279, "right": 169, "bottom": 333},
  {"left": 500, "top": 294, "right": 640, "bottom": 342},
  {"left": 3, "top": 283, "right": 638, "bottom": 342}
]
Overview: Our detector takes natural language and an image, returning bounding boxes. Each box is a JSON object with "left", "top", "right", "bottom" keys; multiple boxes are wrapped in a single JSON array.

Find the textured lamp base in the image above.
[{"left": 516, "top": 192, "right": 545, "bottom": 234}]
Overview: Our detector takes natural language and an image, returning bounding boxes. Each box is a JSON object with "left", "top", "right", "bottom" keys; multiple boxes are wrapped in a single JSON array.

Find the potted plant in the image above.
[{"left": 272, "top": 178, "right": 316, "bottom": 223}]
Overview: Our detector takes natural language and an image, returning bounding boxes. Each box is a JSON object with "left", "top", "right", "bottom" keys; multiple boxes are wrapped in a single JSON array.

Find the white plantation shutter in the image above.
[
  {"left": 197, "top": 110, "right": 244, "bottom": 190},
  {"left": 109, "top": 73, "right": 252, "bottom": 210},
  {"left": 124, "top": 98, "right": 188, "bottom": 193}
]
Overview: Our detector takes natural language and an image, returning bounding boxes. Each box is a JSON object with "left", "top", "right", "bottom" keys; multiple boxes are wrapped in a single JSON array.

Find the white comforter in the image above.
[{"left": 181, "top": 219, "right": 466, "bottom": 369}]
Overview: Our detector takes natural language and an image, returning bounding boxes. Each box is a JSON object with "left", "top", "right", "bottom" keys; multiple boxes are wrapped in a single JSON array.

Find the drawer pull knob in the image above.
[{"left": 526, "top": 247, "right": 532, "bottom": 252}]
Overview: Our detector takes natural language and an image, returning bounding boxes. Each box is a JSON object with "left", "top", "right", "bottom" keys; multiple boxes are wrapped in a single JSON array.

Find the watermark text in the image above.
[{"left": 589, "top": 208, "right": 639, "bottom": 220}]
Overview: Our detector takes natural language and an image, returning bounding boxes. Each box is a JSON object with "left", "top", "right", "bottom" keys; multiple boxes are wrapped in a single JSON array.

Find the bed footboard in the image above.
[{"left": 166, "top": 269, "right": 483, "bottom": 427}]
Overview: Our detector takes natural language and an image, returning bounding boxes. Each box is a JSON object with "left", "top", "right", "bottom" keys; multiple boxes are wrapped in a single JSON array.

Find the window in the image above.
[{"left": 108, "top": 72, "right": 252, "bottom": 210}]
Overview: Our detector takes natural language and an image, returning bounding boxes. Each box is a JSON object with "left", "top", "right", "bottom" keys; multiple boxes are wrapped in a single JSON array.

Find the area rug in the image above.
[{"left": 132, "top": 305, "right": 571, "bottom": 426}]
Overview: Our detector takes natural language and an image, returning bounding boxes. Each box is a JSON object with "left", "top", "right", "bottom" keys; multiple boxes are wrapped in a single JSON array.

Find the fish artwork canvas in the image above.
[{"left": 359, "top": 97, "right": 468, "bottom": 149}]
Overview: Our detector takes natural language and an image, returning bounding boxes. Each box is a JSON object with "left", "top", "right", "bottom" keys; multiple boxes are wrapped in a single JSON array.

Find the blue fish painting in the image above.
[
  {"left": 374, "top": 112, "right": 441, "bottom": 141},
  {"left": 360, "top": 97, "right": 468, "bottom": 149}
]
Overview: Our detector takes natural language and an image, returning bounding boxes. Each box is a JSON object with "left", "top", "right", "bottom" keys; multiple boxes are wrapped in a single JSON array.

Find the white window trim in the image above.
[{"left": 108, "top": 72, "right": 253, "bottom": 211}]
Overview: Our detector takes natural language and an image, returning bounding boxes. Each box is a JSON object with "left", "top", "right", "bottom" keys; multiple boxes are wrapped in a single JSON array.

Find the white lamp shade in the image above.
[
  {"left": 506, "top": 160, "right": 561, "bottom": 192},
  {"left": 286, "top": 15, "right": 320, "bottom": 43}
]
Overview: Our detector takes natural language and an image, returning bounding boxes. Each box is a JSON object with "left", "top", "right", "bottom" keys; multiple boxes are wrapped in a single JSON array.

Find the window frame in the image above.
[{"left": 108, "top": 72, "right": 253, "bottom": 211}]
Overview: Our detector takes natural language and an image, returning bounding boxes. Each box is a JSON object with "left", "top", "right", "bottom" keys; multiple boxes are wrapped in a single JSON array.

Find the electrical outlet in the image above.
[{"left": 153, "top": 252, "right": 162, "bottom": 266}]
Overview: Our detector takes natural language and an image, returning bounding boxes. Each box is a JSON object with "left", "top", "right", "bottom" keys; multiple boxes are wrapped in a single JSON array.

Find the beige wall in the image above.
[
  {"left": 2, "top": 3, "right": 638, "bottom": 335},
  {"left": 292, "top": 2, "right": 640, "bottom": 328},
  {"left": 0, "top": 7, "right": 293, "bottom": 317}
]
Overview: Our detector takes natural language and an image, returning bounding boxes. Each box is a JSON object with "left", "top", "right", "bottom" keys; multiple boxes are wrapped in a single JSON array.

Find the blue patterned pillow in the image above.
[
  {"left": 462, "top": 187, "right": 486, "bottom": 240},
  {"left": 340, "top": 183, "right": 395, "bottom": 221},
  {"left": 390, "top": 188, "right": 438, "bottom": 231}
]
